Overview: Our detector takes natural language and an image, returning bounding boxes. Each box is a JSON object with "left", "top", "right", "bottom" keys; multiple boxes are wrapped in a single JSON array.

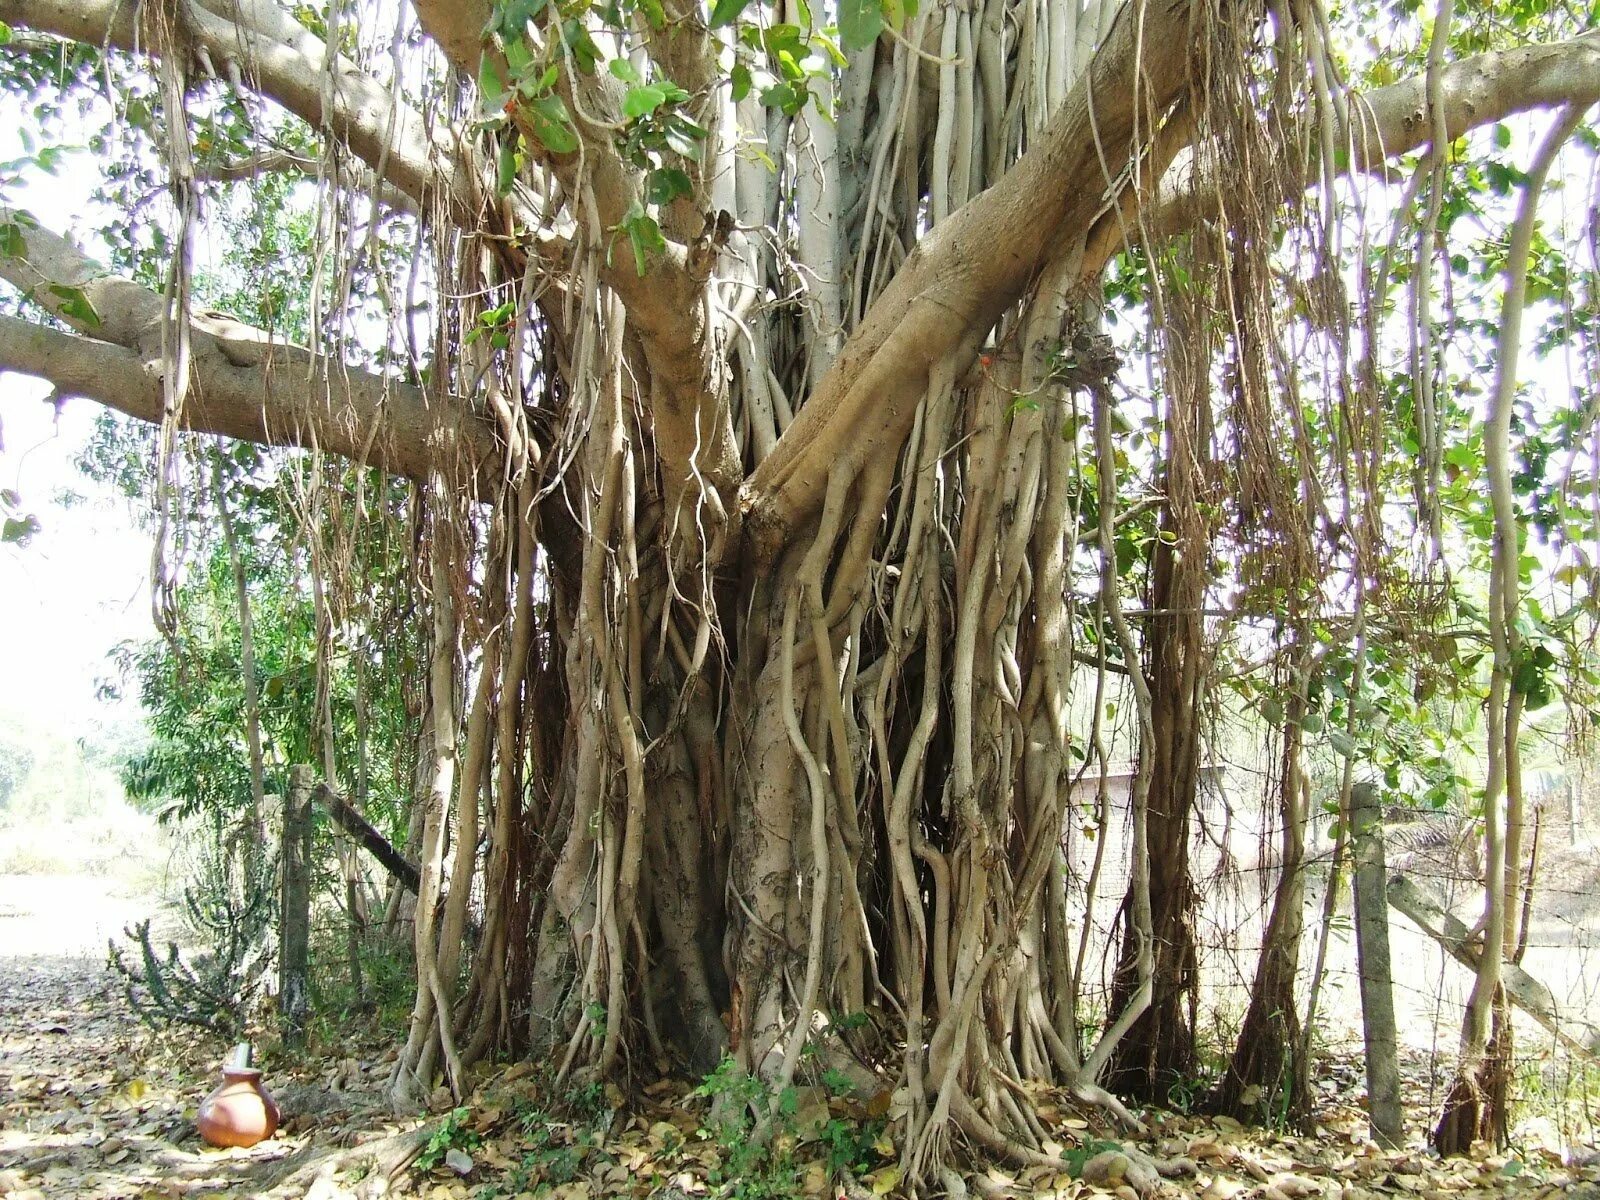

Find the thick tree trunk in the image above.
[
  {"left": 7, "top": 0, "right": 1598, "bottom": 1183},
  {"left": 1103, "top": 548, "right": 1202, "bottom": 1103}
]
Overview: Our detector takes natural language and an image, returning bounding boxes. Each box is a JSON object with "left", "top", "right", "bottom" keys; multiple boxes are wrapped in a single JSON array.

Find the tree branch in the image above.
[
  {"left": 1350, "top": 32, "right": 1600, "bottom": 167},
  {"left": 313, "top": 783, "right": 421, "bottom": 895},
  {"left": 406, "top": 0, "right": 490, "bottom": 76},
  {"left": 0, "top": 209, "right": 495, "bottom": 485},
  {"left": 1145, "top": 32, "right": 1600, "bottom": 241},
  {"left": 412, "top": 0, "right": 743, "bottom": 542},
  {"left": 0, "top": 0, "right": 474, "bottom": 218},
  {"left": 193, "top": 147, "right": 417, "bottom": 213},
  {"left": 740, "top": 0, "right": 1198, "bottom": 557}
]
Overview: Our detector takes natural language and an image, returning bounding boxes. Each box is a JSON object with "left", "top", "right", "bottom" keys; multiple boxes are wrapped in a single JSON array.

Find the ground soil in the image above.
[{"left": 3, "top": 869, "right": 1599, "bottom": 1200}]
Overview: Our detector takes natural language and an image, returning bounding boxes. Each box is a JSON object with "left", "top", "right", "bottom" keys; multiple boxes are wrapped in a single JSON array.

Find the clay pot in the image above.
[{"left": 196, "top": 1066, "right": 280, "bottom": 1149}]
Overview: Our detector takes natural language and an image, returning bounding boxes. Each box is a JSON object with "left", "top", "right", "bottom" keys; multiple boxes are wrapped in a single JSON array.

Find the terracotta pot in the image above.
[{"left": 196, "top": 1066, "right": 280, "bottom": 1149}]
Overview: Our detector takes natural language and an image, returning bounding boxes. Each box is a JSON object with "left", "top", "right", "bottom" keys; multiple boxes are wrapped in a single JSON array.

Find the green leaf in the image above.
[
  {"left": 0, "top": 21, "right": 11, "bottom": 45},
  {"left": 645, "top": 167, "right": 694, "bottom": 206},
  {"left": 2, "top": 515, "right": 39, "bottom": 546},
  {"left": 562, "top": 18, "right": 601, "bottom": 73},
  {"left": 710, "top": 0, "right": 753, "bottom": 26},
  {"left": 48, "top": 283, "right": 100, "bottom": 327},
  {"left": 623, "top": 83, "right": 669, "bottom": 120},
  {"left": 883, "top": 0, "right": 912, "bottom": 30},
  {"left": 504, "top": 35, "right": 534, "bottom": 82},
  {"left": 528, "top": 94, "right": 579, "bottom": 154},
  {"left": 730, "top": 63, "right": 752, "bottom": 102},
  {"left": 0, "top": 221, "right": 23, "bottom": 260},
  {"left": 496, "top": 139, "right": 519, "bottom": 195},
  {"left": 762, "top": 23, "right": 807, "bottom": 64},
  {"left": 661, "top": 114, "right": 708, "bottom": 159},
  {"left": 478, "top": 55, "right": 507, "bottom": 109},
  {"left": 125, "top": 96, "right": 154, "bottom": 134},
  {"left": 608, "top": 58, "right": 640, "bottom": 84},
  {"left": 838, "top": 0, "right": 883, "bottom": 50},
  {"left": 760, "top": 82, "right": 806, "bottom": 115},
  {"left": 490, "top": 0, "right": 548, "bottom": 38},
  {"left": 814, "top": 33, "right": 848, "bottom": 69},
  {"left": 617, "top": 201, "right": 666, "bottom": 275}
]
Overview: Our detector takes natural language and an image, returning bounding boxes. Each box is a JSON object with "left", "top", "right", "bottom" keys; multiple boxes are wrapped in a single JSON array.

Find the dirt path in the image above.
[
  {"left": 0, "top": 873, "right": 306, "bottom": 1199},
  {"left": 3, "top": 872, "right": 1597, "bottom": 1200}
]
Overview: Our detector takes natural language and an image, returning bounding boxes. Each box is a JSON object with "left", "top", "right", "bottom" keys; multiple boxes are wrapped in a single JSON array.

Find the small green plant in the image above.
[
  {"left": 107, "top": 830, "right": 274, "bottom": 1034},
  {"left": 691, "top": 1055, "right": 889, "bottom": 1200},
  {"left": 416, "top": 1107, "right": 483, "bottom": 1172},
  {"left": 693, "top": 1058, "right": 802, "bottom": 1200},
  {"left": 1062, "top": 1138, "right": 1124, "bottom": 1176},
  {"left": 817, "top": 1111, "right": 884, "bottom": 1177},
  {"left": 819, "top": 1068, "right": 855, "bottom": 1096},
  {"left": 500, "top": 1087, "right": 614, "bottom": 1195}
]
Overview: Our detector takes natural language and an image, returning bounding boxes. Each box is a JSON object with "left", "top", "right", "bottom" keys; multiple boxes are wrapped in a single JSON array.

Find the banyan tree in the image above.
[{"left": 1, "top": 0, "right": 1597, "bottom": 1178}]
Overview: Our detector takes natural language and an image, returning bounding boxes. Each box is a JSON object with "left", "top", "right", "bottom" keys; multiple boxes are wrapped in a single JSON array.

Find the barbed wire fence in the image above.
[{"left": 1063, "top": 749, "right": 1600, "bottom": 1149}]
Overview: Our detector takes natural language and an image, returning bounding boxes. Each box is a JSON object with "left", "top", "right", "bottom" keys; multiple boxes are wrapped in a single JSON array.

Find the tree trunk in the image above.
[
  {"left": 3, "top": 0, "right": 1596, "bottom": 1182},
  {"left": 1103, "top": 248, "right": 1213, "bottom": 1103},
  {"left": 1214, "top": 659, "right": 1313, "bottom": 1126},
  {"left": 1436, "top": 104, "right": 1582, "bottom": 1158},
  {"left": 279, "top": 765, "right": 313, "bottom": 1047},
  {"left": 1350, "top": 782, "right": 1402, "bottom": 1148}
]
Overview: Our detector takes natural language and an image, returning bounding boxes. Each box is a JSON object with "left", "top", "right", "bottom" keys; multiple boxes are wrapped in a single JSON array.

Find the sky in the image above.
[
  {"left": 0, "top": 123, "right": 152, "bottom": 736},
  {"left": 0, "top": 380, "right": 152, "bottom": 731}
]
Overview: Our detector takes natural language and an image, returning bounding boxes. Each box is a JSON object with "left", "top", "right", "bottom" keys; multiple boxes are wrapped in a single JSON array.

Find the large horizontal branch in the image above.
[
  {"left": 1350, "top": 32, "right": 1600, "bottom": 167},
  {"left": 740, "top": 0, "right": 1199, "bottom": 555},
  {"left": 0, "top": 0, "right": 474, "bottom": 218},
  {"left": 1147, "top": 32, "right": 1600, "bottom": 241},
  {"left": 0, "top": 209, "right": 495, "bottom": 484}
]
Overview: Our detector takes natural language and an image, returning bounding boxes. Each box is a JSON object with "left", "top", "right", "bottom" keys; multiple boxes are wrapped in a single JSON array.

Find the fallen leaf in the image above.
[{"left": 870, "top": 1165, "right": 904, "bottom": 1194}]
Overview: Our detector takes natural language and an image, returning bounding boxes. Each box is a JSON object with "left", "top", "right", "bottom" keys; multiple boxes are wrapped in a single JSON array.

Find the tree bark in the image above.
[
  {"left": 1350, "top": 782, "right": 1403, "bottom": 1148},
  {"left": 0, "top": 218, "right": 494, "bottom": 488},
  {"left": 314, "top": 783, "right": 422, "bottom": 897},
  {"left": 3, "top": 0, "right": 1599, "bottom": 1171},
  {"left": 1214, "top": 660, "right": 1313, "bottom": 1126},
  {"left": 1105, "top": 285, "right": 1209, "bottom": 1101},
  {"left": 279, "top": 765, "right": 314, "bottom": 1047}
]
